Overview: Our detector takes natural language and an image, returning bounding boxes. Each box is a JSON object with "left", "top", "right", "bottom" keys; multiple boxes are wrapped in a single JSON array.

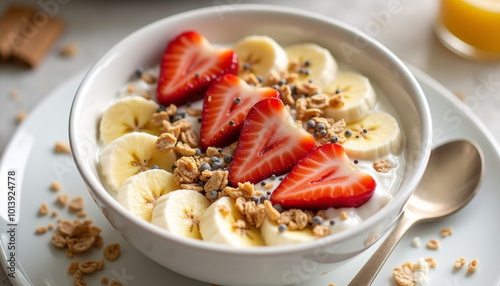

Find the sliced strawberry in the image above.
[
  {"left": 270, "top": 143, "right": 376, "bottom": 210},
  {"left": 228, "top": 98, "right": 316, "bottom": 185},
  {"left": 200, "top": 74, "right": 280, "bottom": 149},
  {"left": 156, "top": 30, "right": 238, "bottom": 106}
]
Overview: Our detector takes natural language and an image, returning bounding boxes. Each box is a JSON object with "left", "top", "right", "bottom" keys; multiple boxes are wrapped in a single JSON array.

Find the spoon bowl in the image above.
[
  {"left": 349, "top": 140, "right": 484, "bottom": 285},
  {"left": 406, "top": 140, "right": 484, "bottom": 220}
]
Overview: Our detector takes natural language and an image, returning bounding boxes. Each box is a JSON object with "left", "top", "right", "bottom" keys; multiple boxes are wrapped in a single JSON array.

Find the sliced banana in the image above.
[
  {"left": 324, "top": 72, "right": 377, "bottom": 123},
  {"left": 151, "top": 189, "right": 210, "bottom": 239},
  {"left": 99, "top": 132, "right": 176, "bottom": 192},
  {"left": 117, "top": 169, "right": 178, "bottom": 221},
  {"left": 285, "top": 43, "right": 338, "bottom": 90},
  {"left": 233, "top": 35, "right": 288, "bottom": 78},
  {"left": 341, "top": 111, "right": 403, "bottom": 160},
  {"left": 99, "top": 96, "right": 162, "bottom": 145},
  {"left": 199, "top": 196, "right": 264, "bottom": 247},
  {"left": 260, "top": 218, "right": 315, "bottom": 246}
]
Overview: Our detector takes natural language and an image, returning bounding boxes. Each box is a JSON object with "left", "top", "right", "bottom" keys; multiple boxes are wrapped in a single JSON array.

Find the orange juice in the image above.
[{"left": 437, "top": 0, "right": 500, "bottom": 61}]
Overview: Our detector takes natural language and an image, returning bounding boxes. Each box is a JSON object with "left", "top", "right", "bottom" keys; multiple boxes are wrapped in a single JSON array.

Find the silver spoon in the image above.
[{"left": 349, "top": 140, "right": 484, "bottom": 286}]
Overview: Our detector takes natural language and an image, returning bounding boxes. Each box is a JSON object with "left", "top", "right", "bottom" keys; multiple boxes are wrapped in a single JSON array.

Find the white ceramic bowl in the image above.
[{"left": 69, "top": 4, "right": 432, "bottom": 285}]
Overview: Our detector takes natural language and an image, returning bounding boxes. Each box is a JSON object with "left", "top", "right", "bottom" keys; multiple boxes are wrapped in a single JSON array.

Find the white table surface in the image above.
[{"left": 1, "top": 0, "right": 499, "bottom": 285}]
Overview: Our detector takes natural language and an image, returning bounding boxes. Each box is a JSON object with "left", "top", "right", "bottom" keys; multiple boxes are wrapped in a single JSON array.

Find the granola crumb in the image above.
[
  {"left": 374, "top": 158, "right": 391, "bottom": 173},
  {"left": 103, "top": 243, "right": 121, "bottom": 261},
  {"left": 77, "top": 211, "right": 87, "bottom": 218},
  {"left": 16, "top": 111, "right": 27, "bottom": 123},
  {"left": 69, "top": 196, "right": 84, "bottom": 212},
  {"left": 425, "top": 257, "right": 437, "bottom": 268},
  {"left": 141, "top": 72, "right": 157, "bottom": 84},
  {"left": 74, "top": 270, "right": 86, "bottom": 286},
  {"left": 48, "top": 223, "right": 54, "bottom": 230},
  {"left": 454, "top": 257, "right": 466, "bottom": 269},
  {"left": 440, "top": 227, "right": 453, "bottom": 238},
  {"left": 392, "top": 262, "right": 414, "bottom": 286},
  {"left": 60, "top": 43, "right": 79, "bottom": 57},
  {"left": 51, "top": 210, "right": 59, "bottom": 218},
  {"left": 126, "top": 84, "right": 135, "bottom": 93},
  {"left": 57, "top": 194, "right": 69, "bottom": 206},
  {"left": 36, "top": 226, "right": 47, "bottom": 234},
  {"left": 339, "top": 210, "right": 348, "bottom": 221},
  {"left": 467, "top": 259, "right": 479, "bottom": 273},
  {"left": 51, "top": 180, "right": 62, "bottom": 191},
  {"left": 79, "top": 260, "right": 98, "bottom": 274},
  {"left": 54, "top": 141, "right": 71, "bottom": 154},
  {"left": 39, "top": 203, "right": 49, "bottom": 215},
  {"left": 263, "top": 182, "right": 274, "bottom": 190},
  {"left": 67, "top": 261, "right": 79, "bottom": 274},
  {"left": 101, "top": 277, "right": 109, "bottom": 285},
  {"left": 426, "top": 239, "right": 440, "bottom": 250}
]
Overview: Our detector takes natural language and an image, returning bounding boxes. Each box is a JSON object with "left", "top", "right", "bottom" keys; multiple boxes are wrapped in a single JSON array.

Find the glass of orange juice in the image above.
[{"left": 436, "top": 0, "right": 500, "bottom": 61}]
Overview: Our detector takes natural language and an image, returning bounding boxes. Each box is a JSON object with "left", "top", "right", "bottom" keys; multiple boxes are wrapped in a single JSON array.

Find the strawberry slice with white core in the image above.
[
  {"left": 156, "top": 30, "right": 238, "bottom": 106},
  {"left": 200, "top": 74, "right": 280, "bottom": 149},
  {"left": 270, "top": 143, "right": 376, "bottom": 210},
  {"left": 228, "top": 98, "right": 316, "bottom": 185}
]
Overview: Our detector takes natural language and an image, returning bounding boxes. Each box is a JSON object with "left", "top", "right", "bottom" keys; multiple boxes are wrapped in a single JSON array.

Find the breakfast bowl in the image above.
[{"left": 69, "top": 4, "right": 432, "bottom": 285}]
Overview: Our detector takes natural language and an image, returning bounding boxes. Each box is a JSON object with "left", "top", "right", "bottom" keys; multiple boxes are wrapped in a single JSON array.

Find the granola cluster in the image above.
[
  {"left": 51, "top": 219, "right": 103, "bottom": 258},
  {"left": 152, "top": 104, "right": 200, "bottom": 155}
]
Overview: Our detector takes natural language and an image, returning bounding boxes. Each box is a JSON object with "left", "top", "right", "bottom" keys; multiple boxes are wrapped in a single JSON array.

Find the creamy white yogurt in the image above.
[{"left": 113, "top": 62, "right": 405, "bottom": 237}]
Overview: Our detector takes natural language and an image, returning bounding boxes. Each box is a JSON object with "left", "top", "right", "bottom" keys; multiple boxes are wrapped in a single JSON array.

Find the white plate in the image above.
[{"left": 0, "top": 66, "right": 498, "bottom": 286}]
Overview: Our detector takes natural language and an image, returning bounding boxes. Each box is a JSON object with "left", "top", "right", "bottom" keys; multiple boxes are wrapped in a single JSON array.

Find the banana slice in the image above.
[
  {"left": 199, "top": 197, "right": 265, "bottom": 247},
  {"left": 285, "top": 43, "right": 338, "bottom": 90},
  {"left": 151, "top": 189, "right": 210, "bottom": 240},
  {"left": 260, "top": 218, "right": 315, "bottom": 246},
  {"left": 99, "top": 96, "right": 162, "bottom": 145},
  {"left": 117, "top": 169, "right": 178, "bottom": 221},
  {"left": 341, "top": 111, "right": 403, "bottom": 160},
  {"left": 99, "top": 132, "right": 176, "bottom": 192},
  {"left": 233, "top": 35, "right": 288, "bottom": 78},
  {"left": 324, "top": 72, "right": 377, "bottom": 123}
]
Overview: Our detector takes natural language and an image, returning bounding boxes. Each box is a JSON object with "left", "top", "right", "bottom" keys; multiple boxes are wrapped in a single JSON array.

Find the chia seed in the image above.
[
  {"left": 278, "top": 224, "right": 287, "bottom": 233},
  {"left": 199, "top": 162, "right": 211, "bottom": 172},
  {"left": 331, "top": 136, "right": 339, "bottom": 144},
  {"left": 316, "top": 123, "right": 326, "bottom": 132},
  {"left": 223, "top": 154, "right": 233, "bottom": 164},
  {"left": 306, "top": 120, "right": 316, "bottom": 130},
  {"left": 345, "top": 130, "right": 353, "bottom": 137},
  {"left": 312, "top": 216, "right": 323, "bottom": 225},
  {"left": 233, "top": 98, "right": 241, "bottom": 104},
  {"left": 209, "top": 190, "right": 219, "bottom": 200},
  {"left": 151, "top": 165, "right": 159, "bottom": 169},
  {"left": 273, "top": 204, "right": 283, "bottom": 213}
]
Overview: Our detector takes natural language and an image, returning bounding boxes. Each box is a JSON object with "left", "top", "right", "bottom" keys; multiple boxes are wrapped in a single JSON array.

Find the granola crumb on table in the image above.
[
  {"left": 39, "top": 203, "right": 49, "bottom": 215},
  {"left": 467, "top": 259, "right": 479, "bottom": 273},
  {"left": 104, "top": 243, "right": 121, "bottom": 261},
  {"left": 393, "top": 262, "right": 415, "bottom": 286},
  {"left": 440, "top": 227, "right": 453, "bottom": 238},
  {"left": 454, "top": 257, "right": 466, "bottom": 269},
  {"left": 426, "top": 239, "right": 440, "bottom": 250},
  {"left": 51, "top": 180, "right": 62, "bottom": 191},
  {"left": 54, "top": 141, "right": 72, "bottom": 154}
]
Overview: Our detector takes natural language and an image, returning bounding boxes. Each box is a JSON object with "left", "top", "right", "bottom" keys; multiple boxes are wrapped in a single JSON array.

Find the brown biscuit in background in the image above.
[
  {"left": 0, "top": 5, "right": 64, "bottom": 67},
  {"left": 0, "top": 5, "right": 36, "bottom": 61}
]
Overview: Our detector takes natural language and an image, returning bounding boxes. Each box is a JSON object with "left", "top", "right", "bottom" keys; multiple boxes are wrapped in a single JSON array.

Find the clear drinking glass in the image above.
[{"left": 435, "top": 0, "right": 500, "bottom": 61}]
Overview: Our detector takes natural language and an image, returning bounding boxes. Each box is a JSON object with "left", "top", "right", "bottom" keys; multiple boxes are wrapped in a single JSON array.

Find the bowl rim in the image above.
[{"left": 69, "top": 3, "right": 432, "bottom": 256}]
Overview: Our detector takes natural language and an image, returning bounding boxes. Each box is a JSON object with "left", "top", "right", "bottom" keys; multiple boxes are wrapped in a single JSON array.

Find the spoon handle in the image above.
[{"left": 348, "top": 212, "right": 416, "bottom": 286}]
